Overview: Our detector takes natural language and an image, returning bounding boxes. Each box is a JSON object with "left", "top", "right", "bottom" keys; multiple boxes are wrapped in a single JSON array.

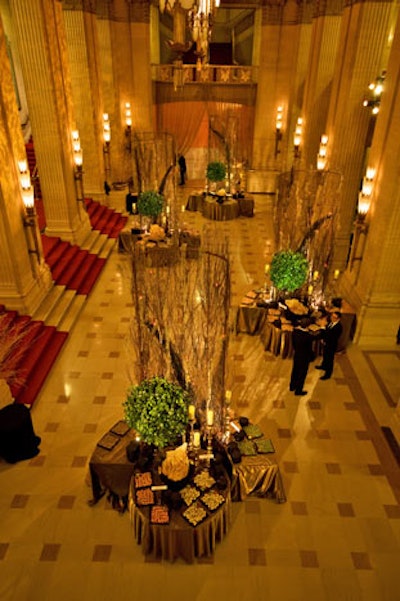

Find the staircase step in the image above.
[
  {"left": 32, "top": 286, "right": 66, "bottom": 323},
  {"left": 98, "top": 237, "right": 117, "bottom": 259},
  {"left": 58, "top": 295, "right": 87, "bottom": 332},
  {"left": 9, "top": 324, "right": 54, "bottom": 397},
  {"left": 78, "top": 258, "right": 106, "bottom": 295},
  {"left": 55, "top": 248, "right": 89, "bottom": 287},
  {"left": 45, "top": 289, "right": 77, "bottom": 328},
  {"left": 88, "top": 233, "right": 110, "bottom": 256},
  {"left": 51, "top": 244, "right": 82, "bottom": 280}
]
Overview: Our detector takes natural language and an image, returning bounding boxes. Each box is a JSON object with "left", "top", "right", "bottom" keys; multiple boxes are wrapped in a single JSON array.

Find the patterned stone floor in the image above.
[{"left": 0, "top": 182, "right": 399, "bottom": 601}]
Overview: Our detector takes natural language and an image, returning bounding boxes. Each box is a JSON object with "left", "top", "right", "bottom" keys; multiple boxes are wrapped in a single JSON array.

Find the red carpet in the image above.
[
  {"left": 85, "top": 198, "right": 128, "bottom": 238},
  {"left": 0, "top": 305, "right": 68, "bottom": 407},
  {"left": 41, "top": 234, "right": 106, "bottom": 296}
]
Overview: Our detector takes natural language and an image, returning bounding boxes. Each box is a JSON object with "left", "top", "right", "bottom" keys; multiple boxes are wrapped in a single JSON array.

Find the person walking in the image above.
[
  {"left": 315, "top": 311, "right": 343, "bottom": 380},
  {"left": 178, "top": 155, "right": 187, "bottom": 185},
  {"left": 290, "top": 318, "right": 315, "bottom": 396}
]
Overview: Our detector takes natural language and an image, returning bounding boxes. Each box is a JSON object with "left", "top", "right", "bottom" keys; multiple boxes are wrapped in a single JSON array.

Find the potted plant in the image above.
[
  {"left": 123, "top": 376, "right": 189, "bottom": 449},
  {"left": 137, "top": 190, "right": 164, "bottom": 220},
  {"left": 206, "top": 161, "right": 226, "bottom": 198},
  {"left": 270, "top": 250, "right": 309, "bottom": 293}
]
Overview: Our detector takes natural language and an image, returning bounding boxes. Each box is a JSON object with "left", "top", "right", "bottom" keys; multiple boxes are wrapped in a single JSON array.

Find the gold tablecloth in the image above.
[
  {"left": 235, "top": 304, "right": 268, "bottom": 335},
  {"left": 237, "top": 195, "right": 254, "bottom": 217},
  {"left": 231, "top": 455, "right": 286, "bottom": 503},
  {"left": 129, "top": 480, "right": 231, "bottom": 563},
  {"left": 186, "top": 194, "right": 204, "bottom": 212},
  {"left": 201, "top": 197, "right": 239, "bottom": 221}
]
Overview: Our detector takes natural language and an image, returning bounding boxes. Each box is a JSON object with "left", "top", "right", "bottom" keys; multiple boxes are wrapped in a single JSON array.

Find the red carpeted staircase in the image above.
[
  {"left": 0, "top": 305, "right": 68, "bottom": 406},
  {"left": 85, "top": 198, "right": 128, "bottom": 238},
  {"left": 41, "top": 234, "right": 107, "bottom": 296}
]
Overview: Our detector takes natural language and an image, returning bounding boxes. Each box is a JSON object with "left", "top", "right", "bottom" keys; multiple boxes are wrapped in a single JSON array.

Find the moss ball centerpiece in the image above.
[
  {"left": 123, "top": 376, "right": 189, "bottom": 449},
  {"left": 137, "top": 190, "right": 164, "bottom": 218},
  {"left": 206, "top": 161, "right": 226, "bottom": 183},
  {"left": 270, "top": 250, "right": 309, "bottom": 293}
]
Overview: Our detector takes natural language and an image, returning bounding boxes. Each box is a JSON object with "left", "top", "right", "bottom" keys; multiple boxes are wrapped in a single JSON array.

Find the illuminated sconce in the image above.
[
  {"left": 357, "top": 166, "right": 375, "bottom": 219},
  {"left": 294, "top": 117, "right": 302, "bottom": 158},
  {"left": 18, "top": 160, "right": 40, "bottom": 262},
  {"left": 275, "top": 106, "right": 283, "bottom": 158},
  {"left": 362, "top": 71, "right": 386, "bottom": 115},
  {"left": 317, "top": 134, "right": 328, "bottom": 170},
  {"left": 125, "top": 102, "right": 132, "bottom": 153},
  {"left": 71, "top": 130, "right": 85, "bottom": 206},
  {"left": 102, "top": 113, "right": 111, "bottom": 181}
]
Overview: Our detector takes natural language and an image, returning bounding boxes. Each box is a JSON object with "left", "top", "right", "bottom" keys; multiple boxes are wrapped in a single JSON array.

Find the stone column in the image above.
[
  {"left": 10, "top": 0, "right": 91, "bottom": 244},
  {"left": 62, "top": 1, "right": 106, "bottom": 201},
  {"left": 250, "top": 0, "right": 313, "bottom": 193},
  {"left": 0, "top": 12, "right": 52, "bottom": 313},
  {"left": 340, "top": 10, "right": 400, "bottom": 345},
  {"left": 325, "top": 0, "right": 394, "bottom": 267}
]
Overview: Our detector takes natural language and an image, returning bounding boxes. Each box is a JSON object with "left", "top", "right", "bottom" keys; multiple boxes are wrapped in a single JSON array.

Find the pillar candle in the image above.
[
  {"left": 334, "top": 269, "right": 340, "bottom": 280},
  {"left": 193, "top": 431, "right": 201, "bottom": 448},
  {"left": 188, "top": 404, "right": 195, "bottom": 420},
  {"left": 313, "top": 270, "right": 319, "bottom": 280},
  {"left": 225, "top": 390, "right": 232, "bottom": 405},
  {"left": 206, "top": 409, "right": 214, "bottom": 426},
  {"left": 308, "top": 285, "right": 313, "bottom": 296},
  {"left": 264, "top": 263, "right": 270, "bottom": 274}
]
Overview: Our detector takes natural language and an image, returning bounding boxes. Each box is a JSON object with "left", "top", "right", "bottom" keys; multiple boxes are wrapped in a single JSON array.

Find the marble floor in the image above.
[{"left": 1, "top": 183, "right": 400, "bottom": 601}]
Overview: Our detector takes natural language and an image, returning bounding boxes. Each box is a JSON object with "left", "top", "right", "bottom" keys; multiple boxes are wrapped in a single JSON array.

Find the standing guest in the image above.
[
  {"left": 316, "top": 311, "right": 343, "bottom": 380},
  {"left": 290, "top": 318, "right": 315, "bottom": 396},
  {"left": 178, "top": 155, "right": 187, "bottom": 185}
]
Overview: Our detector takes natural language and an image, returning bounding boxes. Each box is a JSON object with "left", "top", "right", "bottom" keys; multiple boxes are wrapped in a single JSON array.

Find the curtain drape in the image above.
[{"left": 157, "top": 102, "right": 207, "bottom": 156}]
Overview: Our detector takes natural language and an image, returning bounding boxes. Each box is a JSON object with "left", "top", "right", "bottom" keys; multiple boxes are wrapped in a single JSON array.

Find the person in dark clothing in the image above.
[
  {"left": 290, "top": 318, "right": 315, "bottom": 396},
  {"left": 315, "top": 311, "right": 343, "bottom": 379},
  {"left": 178, "top": 155, "right": 187, "bottom": 185},
  {"left": 104, "top": 181, "right": 111, "bottom": 196}
]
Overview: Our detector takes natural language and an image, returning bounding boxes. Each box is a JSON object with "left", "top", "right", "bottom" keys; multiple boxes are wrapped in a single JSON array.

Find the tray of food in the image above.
[
  {"left": 201, "top": 490, "right": 225, "bottom": 512},
  {"left": 135, "top": 487, "right": 155, "bottom": 506},
  {"left": 110, "top": 420, "right": 130, "bottom": 437},
  {"left": 255, "top": 439, "right": 275, "bottom": 454},
  {"left": 134, "top": 471, "right": 153, "bottom": 489},
  {"left": 97, "top": 433, "right": 120, "bottom": 451},
  {"left": 243, "top": 424, "right": 264, "bottom": 439},
  {"left": 180, "top": 485, "right": 200, "bottom": 506},
  {"left": 150, "top": 505, "right": 170, "bottom": 525},
  {"left": 182, "top": 503, "right": 207, "bottom": 527},
  {"left": 193, "top": 471, "right": 216, "bottom": 491},
  {"left": 237, "top": 440, "right": 257, "bottom": 456}
]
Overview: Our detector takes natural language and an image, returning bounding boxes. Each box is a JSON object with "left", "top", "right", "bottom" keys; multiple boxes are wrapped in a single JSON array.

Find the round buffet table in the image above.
[{"left": 201, "top": 197, "right": 239, "bottom": 221}]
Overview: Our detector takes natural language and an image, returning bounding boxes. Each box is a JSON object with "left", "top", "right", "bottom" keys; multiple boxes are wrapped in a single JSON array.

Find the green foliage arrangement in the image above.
[
  {"left": 270, "top": 250, "right": 309, "bottom": 292},
  {"left": 123, "top": 376, "right": 189, "bottom": 448},
  {"left": 137, "top": 190, "right": 164, "bottom": 217},
  {"left": 206, "top": 161, "right": 226, "bottom": 182}
]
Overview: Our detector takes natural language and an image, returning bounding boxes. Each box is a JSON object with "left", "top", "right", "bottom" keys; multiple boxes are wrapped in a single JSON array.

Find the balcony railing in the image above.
[{"left": 152, "top": 64, "right": 257, "bottom": 85}]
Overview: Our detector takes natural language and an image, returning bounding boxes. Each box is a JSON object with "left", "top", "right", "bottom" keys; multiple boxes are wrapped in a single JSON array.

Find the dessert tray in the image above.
[
  {"left": 151, "top": 505, "right": 170, "bottom": 525},
  {"left": 134, "top": 471, "right": 153, "bottom": 489},
  {"left": 97, "top": 433, "right": 120, "bottom": 451},
  {"left": 135, "top": 487, "right": 155, "bottom": 506},
  {"left": 180, "top": 485, "right": 201, "bottom": 506},
  {"left": 110, "top": 420, "right": 130, "bottom": 437},
  {"left": 201, "top": 490, "right": 225, "bottom": 512},
  {"left": 182, "top": 503, "right": 207, "bottom": 527},
  {"left": 243, "top": 424, "right": 264, "bottom": 439},
  {"left": 255, "top": 439, "right": 275, "bottom": 454},
  {"left": 237, "top": 440, "right": 257, "bottom": 456},
  {"left": 193, "top": 471, "right": 216, "bottom": 491}
]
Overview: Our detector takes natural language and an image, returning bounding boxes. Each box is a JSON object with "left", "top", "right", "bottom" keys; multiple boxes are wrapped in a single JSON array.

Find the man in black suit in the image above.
[
  {"left": 290, "top": 318, "right": 315, "bottom": 396},
  {"left": 316, "top": 311, "right": 343, "bottom": 380},
  {"left": 178, "top": 155, "right": 187, "bottom": 185}
]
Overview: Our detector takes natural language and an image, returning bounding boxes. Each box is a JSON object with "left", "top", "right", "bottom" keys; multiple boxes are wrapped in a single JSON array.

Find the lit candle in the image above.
[
  {"left": 225, "top": 390, "right": 232, "bottom": 405},
  {"left": 166, "top": 205, "right": 170, "bottom": 215},
  {"left": 181, "top": 204, "right": 185, "bottom": 212},
  {"left": 334, "top": 269, "right": 340, "bottom": 280},
  {"left": 207, "top": 409, "right": 214, "bottom": 426},
  {"left": 308, "top": 285, "right": 313, "bottom": 296},
  {"left": 193, "top": 431, "right": 201, "bottom": 448},
  {"left": 264, "top": 263, "right": 270, "bottom": 275},
  {"left": 188, "top": 404, "right": 195, "bottom": 420},
  {"left": 313, "top": 270, "right": 319, "bottom": 280}
]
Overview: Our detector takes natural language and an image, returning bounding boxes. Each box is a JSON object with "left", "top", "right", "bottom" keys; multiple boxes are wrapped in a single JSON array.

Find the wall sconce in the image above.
[
  {"left": 275, "top": 106, "right": 283, "bottom": 158},
  {"left": 317, "top": 134, "right": 328, "bottom": 170},
  {"left": 350, "top": 166, "right": 374, "bottom": 270},
  {"left": 18, "top": 160, "right": 40, "bottom": 262},
  {"left": 362, "top": 71, "right": 386, "bottom": 115},
  {"left": 102, "top": 113, "right": 111, "bottom": 181},
  {"left": 293, "top": 117, "right": 302, "bottom": 158},
  {"left": 125, "top": 102, "right": 132, "bottom": 153},
  {"left": 71, "top": 130, "right": 85, "bottom": 206}
]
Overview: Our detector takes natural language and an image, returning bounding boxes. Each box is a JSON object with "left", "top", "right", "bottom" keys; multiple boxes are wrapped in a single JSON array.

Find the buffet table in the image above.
[
  {"left": 186, "top": 193, "right": 254, "bottom": 219},
  {"left": 129, "top": 475, "right": 231, "bottom": 563},
  {"left": 231, "top": 454, "right": 286, "bottom": 503}
]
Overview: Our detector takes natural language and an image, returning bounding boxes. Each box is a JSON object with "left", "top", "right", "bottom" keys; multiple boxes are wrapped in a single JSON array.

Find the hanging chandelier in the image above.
[{"left": 189, "top": 0, "right": 220, "bottom": 66}]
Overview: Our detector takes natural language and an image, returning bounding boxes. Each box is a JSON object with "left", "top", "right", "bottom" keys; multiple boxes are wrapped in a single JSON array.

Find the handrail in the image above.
[{"left": 152, "top": 64, "right": 257, "bottom": 85}]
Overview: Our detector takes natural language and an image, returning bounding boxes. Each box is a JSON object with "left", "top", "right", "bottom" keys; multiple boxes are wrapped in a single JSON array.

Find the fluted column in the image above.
[
  {"left": 326, "top": 0, "right": 394, "bottom": 266},
  {"left": 62, "top": 1, "right": 106, "bottom": 200},
  {"left": 341, "top": 9, "right": 400, "bottom": 345},
  {"left": 301, "top": 0, "right": 343, "bottom": 167},
  {"left": 10, "top": 0, "right": 91, "bottom": 244},
  {"left": 128, "top": 0, "right": 153, "bottom": 132},
  {"left": 250, "top": 0, "right": 313, "bottom": 192},
  {"left": 0, "top": 12, "right": 52, "bottom": 313}
]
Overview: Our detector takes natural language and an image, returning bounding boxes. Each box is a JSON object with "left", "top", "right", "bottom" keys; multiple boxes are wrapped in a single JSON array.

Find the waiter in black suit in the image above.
[
  {"left": 290, "top": 318, "right": 315, "bottom": 396},
  {"left": 316, "top": 311, "right": 343, "bottom": 380}
]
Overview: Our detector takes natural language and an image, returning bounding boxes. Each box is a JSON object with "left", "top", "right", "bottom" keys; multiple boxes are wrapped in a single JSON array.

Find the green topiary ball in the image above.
[
  {"left": 123, "top": 377, "right": 189, "bottom": 448},
  {"left": 206, "top": 162, "right": 226, "bottom": 183},
  {"left": 270, "top": 250, "right": 309, "bottom": 292},
  {"left": 137, "top": 190, "right": 164, "bottom": 217}
]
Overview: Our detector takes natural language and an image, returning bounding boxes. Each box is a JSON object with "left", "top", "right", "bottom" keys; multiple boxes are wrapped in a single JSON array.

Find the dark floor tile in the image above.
[
  {"left": 93, "top": 395, "right": 106, "bottom": 405},
  {"left": 355, "top": 430, "right": 371, "bottom": 440},
  {"left": 283, "top": 461, "right": 299, "bottom": 473},
  {"left": 351, "top": 551, "right": 372, "bottom": 570},
  {"left": 10, "top": 494, "right": 29, "bottom": 508},
  {"left": 337, "top": 502, "right": 355, "bottom": 517},
  {"left": 325, "top": 462, "right": 342, "bottom": 474},
  {"left": 86, "top": 333, "right": 97, "bottom": 338},
  {"left": 299, "top": 550, "right": 319, "bottom": 567},
  {"left": 92, "top": 544, "right": 112, "bottom": 562},
  {"left": 308, "top": 401, "right": 321, "bottom": 410},
  {"left": 44, "top": 422, "right": 59, "bottom": 433},
  {"left": 68, "top": 371, "right": 80, "bottom": 379},
  {"left": 83, "top": 423, "right": 97, "bottom": 433},
  {"left": 277, "top": 428, "right": 292, "bottom": 438},
  {"left": 101, "top": 372, "right": 114, "bottom": 380},
  {"left": 316, "top": 429, "right": 331, "bottom": 439},
  {"left": 273, "top": 400, "right": 286, "bottom": 409},
  {"left": 383, "top": 504, "right": 400, "bottom": 518},
  {"left": 233, "top": 375, "right": 246, "bottom": 383},
  {"left": 344, "top": 402, "right": 359, "bottom": 411},
  {"left": 71, "top": 456, "right": 87, "bottom": 468},
  {"left": 78, "top": 350, "right": 89, "bottom": 357},
  {"left": 40, "top": 543, "right": 61, "bottom": 561},
  {"left": 108, "top": 351, "right": 120, "bottom": 358},
  {"left": 57, "top": 495, "right": 75, "bottom": 509},
  {"left": 57, "top": 395, "right": 69, "bottom": 404},
  {"left": 291, "top": 501, "right": 308, "bottom": 516},
  {"left": 0, "top": 543, "right": 9, "bottom": 560},
  {"left": 93, "top": 316, "right": 103, "bottom": 322},
  {"left": 368, "top": 464, "right": 384, "bottom": 475},
  {"left": 29, "top": 455, "right": 46, "bottom": 467},
  {"left": 248, "top": 548, "right": 266, "bottom": 566}
]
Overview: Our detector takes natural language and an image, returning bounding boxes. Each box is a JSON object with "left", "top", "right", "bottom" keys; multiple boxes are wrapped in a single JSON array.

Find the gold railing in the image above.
[{"left": 152, "top": 64, "right": 257, "bottom": 85}]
